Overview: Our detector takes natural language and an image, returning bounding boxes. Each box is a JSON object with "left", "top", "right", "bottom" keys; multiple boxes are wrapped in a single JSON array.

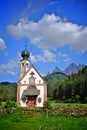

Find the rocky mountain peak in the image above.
[
  {"left": 64, "top": 63, "right": 85, "bottom": 75},
  {"left": 53, "top": 66, "right": 62, "bottom": 73},
  {"left": 52, "top": 63, "right": 85, "bottom": 75}
]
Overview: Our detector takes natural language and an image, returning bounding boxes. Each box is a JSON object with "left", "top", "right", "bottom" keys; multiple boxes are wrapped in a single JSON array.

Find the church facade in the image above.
[{"left": 17, "top": 47, "right": 47, "bottom": 107}]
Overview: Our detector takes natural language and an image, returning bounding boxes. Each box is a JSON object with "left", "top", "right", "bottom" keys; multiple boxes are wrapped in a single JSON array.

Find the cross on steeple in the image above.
[
  {"left": 21, "top": 42, "right": 30, "bottom": 60},
  {"left": 25, "top": 41, "right": 27, "bottom": 50}
]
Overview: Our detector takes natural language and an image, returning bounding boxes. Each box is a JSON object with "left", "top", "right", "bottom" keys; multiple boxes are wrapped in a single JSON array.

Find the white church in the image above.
[{"left": 17, "top": 46, "right": 47, "bottom": 107}]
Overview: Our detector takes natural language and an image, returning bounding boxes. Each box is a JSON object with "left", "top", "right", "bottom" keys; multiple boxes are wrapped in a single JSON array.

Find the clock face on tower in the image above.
[{"left": 29, "top": 77, "right": 35, "bottom": 84}]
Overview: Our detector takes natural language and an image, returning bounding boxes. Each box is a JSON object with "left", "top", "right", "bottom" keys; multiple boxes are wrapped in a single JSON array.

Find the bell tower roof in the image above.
[{"left": 21, "top": 45, "right": 30, "bottom": 60}]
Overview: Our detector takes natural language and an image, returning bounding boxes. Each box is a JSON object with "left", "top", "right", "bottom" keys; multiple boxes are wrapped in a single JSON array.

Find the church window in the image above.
[
  {"left": 22, "top": 97, "right": 26, "bottom": 103},
  {"left": 22, "top": 63, "right": 24, "bottom": 68},
  {"left": 22, "top": 96, "right": 26, "bottom": 103},
  {"left": 29, "top": 77, "right": 35, "bottom": 84},
  {"left": 38, "top": 97, "right": 41, "bottom": 103},
  {"left": 39, "top": 80, "right": 41, "bottom": 84},
  {"left": 26, "top": 63, "right": 28, "bottom": 68}
]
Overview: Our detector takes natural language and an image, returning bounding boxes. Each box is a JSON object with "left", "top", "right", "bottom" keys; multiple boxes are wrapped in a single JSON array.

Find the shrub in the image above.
[
  {"left": 43, "top": 101, "right": 51, "bottom": 111},
  {"left": 5, "top": 101, "right": 16, "bottom": 108},
  {"left": 75, "top": 95, "right": 80, "bottom": 103},
  {"left": 63, "top": 96, "right": 66, "bottom": 101},
  {"left": 64, "top": 98, "right": 75, "bottom": 103}
]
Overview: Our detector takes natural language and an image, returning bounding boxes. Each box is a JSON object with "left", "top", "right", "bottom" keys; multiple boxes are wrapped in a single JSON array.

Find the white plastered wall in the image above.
[
  {"left": 20, "top": 85, "right": 27, "bottom": 107},
  {"left": 19, "top": 66, "right": 46, "bottom": 107},
  {"left": 36, "top": 85, "right": 44, "bottom": 107}
]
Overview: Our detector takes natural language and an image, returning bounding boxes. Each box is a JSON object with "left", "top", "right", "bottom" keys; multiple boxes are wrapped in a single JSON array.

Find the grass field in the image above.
[
  {"left": 50, "top": 102, "right": 87, "bottom": 108},
  {"left": 0, "top": 107, "right": 87, "bottom": 130}
]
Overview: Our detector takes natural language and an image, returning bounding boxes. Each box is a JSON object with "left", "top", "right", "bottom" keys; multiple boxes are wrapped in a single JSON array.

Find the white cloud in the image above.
[
  {"left": 58, "top": 52, "right": 67, "bottom": 58},
  {"left": 0, "top": 38, "right": 6, "bottom": 51},
  {"left": 7, "top": 70, "right": 17, "bottom": 76},
  {"left": 63, "top": 58, "right": 71, "bottom": 63},
  {"left": 0, "top": 53, "right": 20, "bottom": 76},
  {"left": 7, "top": 13, "right": 87, "bottom": 53},
  {"left": 58, "top": 51, "right": 71, "bottom": 63},
  {"left": 30, "top": 50, "right": 56, "bottom": 63}
]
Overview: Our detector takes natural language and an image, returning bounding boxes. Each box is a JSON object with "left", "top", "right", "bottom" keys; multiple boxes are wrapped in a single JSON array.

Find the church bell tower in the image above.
[{"left": 19, "top": 45, "right": 30, "bottom": 79}]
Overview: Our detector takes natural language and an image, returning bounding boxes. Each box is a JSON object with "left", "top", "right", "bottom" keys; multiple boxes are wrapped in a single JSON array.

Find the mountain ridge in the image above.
[{"left": 52, "top": 63, "right": 85, "bottom": 75}]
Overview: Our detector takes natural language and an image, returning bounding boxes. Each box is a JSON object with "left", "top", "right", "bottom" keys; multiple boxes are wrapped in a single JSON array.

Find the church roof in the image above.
[
  {"left": 21, "top": 46, "right": 30, "bottom": 60},
  {"left": 23, "top": 87, "right": 40, "bottom": 96}
]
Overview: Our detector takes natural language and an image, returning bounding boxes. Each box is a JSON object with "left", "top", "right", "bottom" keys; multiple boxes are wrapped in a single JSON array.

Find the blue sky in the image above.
[{"left": 0, "top": 0, "right": 87, "bottom": 82}]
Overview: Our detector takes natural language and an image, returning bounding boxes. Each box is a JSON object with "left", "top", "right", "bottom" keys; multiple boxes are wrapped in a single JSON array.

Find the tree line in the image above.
[
  {"left": 52, "top": 66, "right": 87, "bottom": 103},
  {"left": 0, "top": 83, "right": 17, "bottom": 102}
]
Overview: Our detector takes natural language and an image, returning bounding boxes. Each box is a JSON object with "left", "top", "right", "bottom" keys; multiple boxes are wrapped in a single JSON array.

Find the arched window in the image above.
[
  {"left": 38, "top": 97, "right": 41, "bottom": 103},
  {"left": 29, "top": 77, "right": 35, "bottom": 84},
  {"left": 26, "top": 63, "right": 28, "bottom": 68},
  {"left": 21, "top": 63, "right": 24, "bottom": 70}
]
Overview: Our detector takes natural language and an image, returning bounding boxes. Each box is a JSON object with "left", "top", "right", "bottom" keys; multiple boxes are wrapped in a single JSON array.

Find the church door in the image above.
[{"left": 27, "top": 96, "right": 36, "bottom": 107}]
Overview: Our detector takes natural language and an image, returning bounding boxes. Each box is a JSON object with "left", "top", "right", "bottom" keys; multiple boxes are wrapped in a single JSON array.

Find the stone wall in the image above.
[{"left": 51, "top": 107, "right": 87, "bottom": 116}]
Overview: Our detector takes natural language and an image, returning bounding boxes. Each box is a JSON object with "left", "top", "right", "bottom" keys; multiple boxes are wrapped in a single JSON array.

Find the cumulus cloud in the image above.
[
  {"left": 0, "top": 54, "right": 20, "bottom": 76},
  {"left": 30, "top": 50, "right": 56, "bottom": 63},
  {"left": 7, "top": 14, "right": 87, "bottom": 53},
  {"left": 0, "top": 38, "right": 6, "bottom": 51}
]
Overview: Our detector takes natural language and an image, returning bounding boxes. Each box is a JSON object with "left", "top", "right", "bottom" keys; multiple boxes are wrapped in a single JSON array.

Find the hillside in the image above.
[{"left": 44, "top": 72, "right": 67, "bottom": 97}]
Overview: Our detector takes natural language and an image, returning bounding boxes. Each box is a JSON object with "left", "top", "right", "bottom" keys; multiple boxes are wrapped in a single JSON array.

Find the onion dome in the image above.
[{"left": 21, "top": 46, "right": 30, "bottom": 60}]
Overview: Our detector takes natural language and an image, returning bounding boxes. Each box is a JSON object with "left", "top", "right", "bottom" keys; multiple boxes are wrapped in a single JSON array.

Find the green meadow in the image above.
[{"left": 0, "top": 106, "right": 87, "bottom": 130}]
